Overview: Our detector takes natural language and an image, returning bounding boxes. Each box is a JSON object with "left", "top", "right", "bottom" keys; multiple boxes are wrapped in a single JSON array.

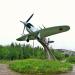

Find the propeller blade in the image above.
[
  {"left": 20, "top": 21, "right": 26, "bottom": 34},
  {"left": 26, "top": 13, "right": 34, "bottom": 23},
  {"left": 20, "top": 21, "right": 26, "bottom": 25},
  {"left": 23, "top": 25, "right": 25, "bottom": 34},
  {"left": 20, "top": 13, "right": 34, "bottom": 34}
]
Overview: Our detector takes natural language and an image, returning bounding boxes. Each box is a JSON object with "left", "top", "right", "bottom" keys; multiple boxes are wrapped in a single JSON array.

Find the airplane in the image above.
[{"left": 16, "top": 13, "right": 70, "bottom": 45}]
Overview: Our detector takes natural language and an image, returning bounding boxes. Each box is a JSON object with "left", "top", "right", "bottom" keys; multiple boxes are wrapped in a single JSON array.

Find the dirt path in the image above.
[{"left": 0, "top": 64, "right": 21, "bottom": 75}]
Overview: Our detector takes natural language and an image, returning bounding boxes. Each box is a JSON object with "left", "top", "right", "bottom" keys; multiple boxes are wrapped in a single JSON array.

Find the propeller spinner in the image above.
[{"left": 20, "top": 13, "right": 34, "bottom": 34}]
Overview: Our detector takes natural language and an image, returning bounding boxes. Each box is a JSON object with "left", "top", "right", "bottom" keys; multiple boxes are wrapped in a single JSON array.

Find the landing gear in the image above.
[{"left": 27, "top": 39, "right": 29, "bottom": 42}]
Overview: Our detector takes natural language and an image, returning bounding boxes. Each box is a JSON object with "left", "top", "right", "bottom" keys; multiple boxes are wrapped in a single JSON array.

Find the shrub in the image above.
[
  {"left": 66, "top": 56, "right": 75, "bottom": 63},
  {"left": 53, "top": 50, "right": 65, "bottom": 60},
  {"left": 9, "top": 59, "right": 72, "bottom": 74},
  {"left": 0, "top": 43, "right": 46, "bottom": 60}
]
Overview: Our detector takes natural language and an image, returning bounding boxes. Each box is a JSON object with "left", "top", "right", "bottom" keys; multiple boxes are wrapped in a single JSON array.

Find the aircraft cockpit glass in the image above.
[{"left": 26, "top": 23, "right": 33, "bottom": 28}]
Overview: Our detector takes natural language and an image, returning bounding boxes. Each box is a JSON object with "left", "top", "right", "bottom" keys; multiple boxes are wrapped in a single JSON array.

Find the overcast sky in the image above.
[{"left": 0, "top": 0, "right": 75, "bottom": 50}]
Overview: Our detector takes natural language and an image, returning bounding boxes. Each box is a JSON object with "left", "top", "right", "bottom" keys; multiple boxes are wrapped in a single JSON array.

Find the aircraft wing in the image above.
[
  {"left": 39, "top": 25, "right": 70, "bottom": 38},
  {"left": 16, "top": 32, "right": 38, "bottom": 41},
  {"left": 16, "top": 25, "right": 70, "bottom": 41}
]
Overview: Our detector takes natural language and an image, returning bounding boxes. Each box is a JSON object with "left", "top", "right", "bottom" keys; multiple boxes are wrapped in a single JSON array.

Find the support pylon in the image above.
[{"left": 38, "top": 37, "right": 56, "bottom": 60}]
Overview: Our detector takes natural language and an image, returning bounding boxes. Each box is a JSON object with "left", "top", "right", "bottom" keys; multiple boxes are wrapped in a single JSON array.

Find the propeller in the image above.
[
  {"left": 20, "top": 21, "right": 26, "bottom": 34},
  {"left": 20, "top": 13, "right": 34, "bottom": 34},
  {"left": 26, "top": 13, "right": 34, "bottom": 23}
]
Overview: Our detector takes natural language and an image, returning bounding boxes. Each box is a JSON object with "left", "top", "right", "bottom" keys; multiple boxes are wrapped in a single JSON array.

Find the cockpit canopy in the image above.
[{"left": 26, "top": 23, "right": 33, "bottom": 28}]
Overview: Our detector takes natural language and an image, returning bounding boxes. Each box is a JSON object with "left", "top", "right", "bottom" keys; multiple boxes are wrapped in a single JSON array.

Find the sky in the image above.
[{"left": 0, "top": 0, "right": 75, "bottom": 50}]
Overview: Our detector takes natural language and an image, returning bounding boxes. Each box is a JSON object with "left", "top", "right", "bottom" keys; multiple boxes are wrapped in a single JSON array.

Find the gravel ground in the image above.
[{"left": 0, "top": 64, "right": 21, "bottom": 75}]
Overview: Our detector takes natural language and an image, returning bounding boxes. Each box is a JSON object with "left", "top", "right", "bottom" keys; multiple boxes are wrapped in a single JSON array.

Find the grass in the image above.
[
  {"left": 0, "top": 60, "right": 11, "bottom": 64},
  {"left": 9, "top": 59, "right": 72, "bottom": 74}
]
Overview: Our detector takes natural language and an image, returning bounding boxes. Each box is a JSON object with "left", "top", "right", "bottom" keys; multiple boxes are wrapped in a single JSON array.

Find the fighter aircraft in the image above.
[{"left": 16, "top": 13, "right": 70, "bottom": 43}]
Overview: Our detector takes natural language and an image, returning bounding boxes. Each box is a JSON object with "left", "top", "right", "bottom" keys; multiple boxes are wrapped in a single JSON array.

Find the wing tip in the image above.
[{"left": 16, "top": 38, "right": 22, "bottom": 41}]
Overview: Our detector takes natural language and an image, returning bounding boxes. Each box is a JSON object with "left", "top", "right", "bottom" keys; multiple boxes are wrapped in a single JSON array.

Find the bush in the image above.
[
  {"left": 53, "top": 50, "right": 65, "bottom": 60},
  {"left": 0, "top": 43, "right": 46, "bottom": 60},
  {"left": 66, "top": 56, "right": 75, "bottom": 63},
  {"left": 0, "top": 43, "right": 67, "bottom": 60},
  {"left": 9, "top": 59, "right": 72, "bottom": 74}
]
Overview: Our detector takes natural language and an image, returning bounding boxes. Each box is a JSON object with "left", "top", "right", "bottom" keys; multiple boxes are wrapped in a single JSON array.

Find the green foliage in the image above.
[
  {"left": 9, "top": 59, "right": 72, "bottom": 74},
  {"left": 0, "top": 46, "right": 9, "bottom": 59},
  {"left": 0, "top": 43, "right": 46, "bottom": 60},
  {"left": 33, "top": 47, "right": 45, "bottom": 59},
  {"left": 0, "top": 43, "right": 67, "bottom": 60},
  {"left": 51, "top": 50, "right": 65, "bottom": 60},
  {"left": 66, "top": 56, "right": 75, "bottom": 63}
]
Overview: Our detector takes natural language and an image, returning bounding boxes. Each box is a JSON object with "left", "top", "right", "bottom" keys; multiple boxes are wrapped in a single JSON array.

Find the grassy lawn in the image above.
[{"left": 9, "top": 59, "right": 72, "bottom": 74}]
